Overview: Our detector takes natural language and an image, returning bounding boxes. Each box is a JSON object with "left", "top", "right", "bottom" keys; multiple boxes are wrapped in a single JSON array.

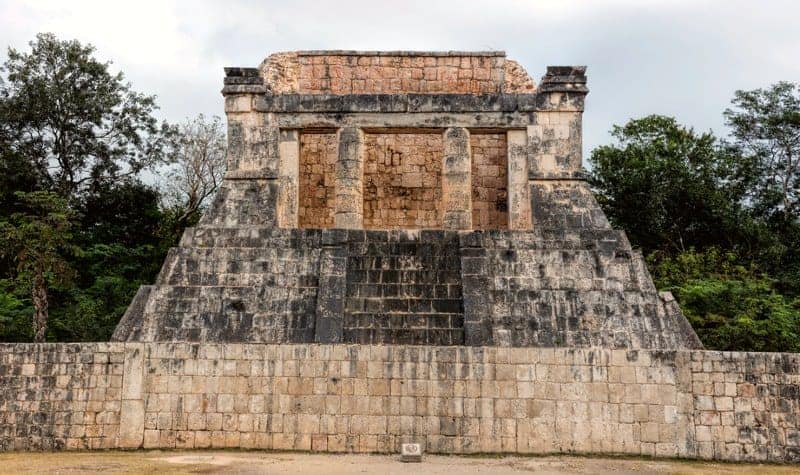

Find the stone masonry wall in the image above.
[
  {"left": 299, "top": 132, "right": 338, "bottom": 228},
  {"left": 0, "top": 344, "right": 129, "bottom": 451},
  {"left": 115, "top": 227, "right": 699, "bottom": 349},
  {"left": 470, "top": 133, "right": 508, "bottom": 230},
  {"left": 261, "top": 52, "right": 514, "bottom": 95},
  {"left": 363, "top": 133, "right": 443, "bottom": 230},
  {"left": 1, "top": 343, "right": 799, "bottom": 462}
]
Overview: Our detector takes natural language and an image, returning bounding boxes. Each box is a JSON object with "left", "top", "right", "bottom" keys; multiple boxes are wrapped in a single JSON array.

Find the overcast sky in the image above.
[{"left": 2, "top": 0, "right": 799, "bottom": 158}]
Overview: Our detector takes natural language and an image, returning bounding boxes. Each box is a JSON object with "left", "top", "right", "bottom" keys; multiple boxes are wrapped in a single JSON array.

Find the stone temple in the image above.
[
  {"left": 112, "top": 50, "right": 701, "bottom": 350},
  {"left": 5, "top": 52, "right": 800, "bottom": 462}
]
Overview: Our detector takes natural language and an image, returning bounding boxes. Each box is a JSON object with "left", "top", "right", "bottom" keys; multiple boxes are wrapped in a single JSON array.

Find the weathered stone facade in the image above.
[
  {"left": 470, "top": 132, "right": 508, "bottom": 230},
  {"left": 5, "top": 50, "right": 799, "bottom": 463},
  {"left": 363, "top": 132, "right": 444, "bottom": 229},
  {"left": 111, "top": 50, "right": 702, "bottom": 350},
  {"left": 2, "top": 342, "right": 800, "bottom": 463},
  {"left": 298, "top": 132, "right": 338, "bottom": 228}
]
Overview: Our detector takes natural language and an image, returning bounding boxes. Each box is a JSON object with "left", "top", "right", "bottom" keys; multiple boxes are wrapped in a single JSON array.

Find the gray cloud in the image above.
[{"left": 1, "top": 0, "right": 798, "bottom": 158}]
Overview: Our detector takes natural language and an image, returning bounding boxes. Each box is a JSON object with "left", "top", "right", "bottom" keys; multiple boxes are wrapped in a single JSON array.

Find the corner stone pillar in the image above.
[
  {"left": 527, "top": 66, "right": 587, "bottom": 178},
  {"left": 507, "top": 130, "right": 531, "bottom": 230},
  {"left": 334, "top": 127, "right": 364, "bottom": 229},
  {"left": 526, "top": 66, "right": 591, "bottom": 229},
  {"left": 277, "top": 130, "right": 300, "bottom": 227},
  {"left": 442, "top": 127, "right": 472, "bottom": 229}
]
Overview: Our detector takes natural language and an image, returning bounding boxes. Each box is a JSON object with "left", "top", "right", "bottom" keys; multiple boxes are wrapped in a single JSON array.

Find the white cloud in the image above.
[{"left": 1, "top": 0, "right": 799, "bottom": 157}]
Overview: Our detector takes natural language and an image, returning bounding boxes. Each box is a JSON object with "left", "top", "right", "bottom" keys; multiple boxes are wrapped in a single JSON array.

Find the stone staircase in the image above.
[{"left": 342, "top": 231, "right": 465, "bottom": 345}]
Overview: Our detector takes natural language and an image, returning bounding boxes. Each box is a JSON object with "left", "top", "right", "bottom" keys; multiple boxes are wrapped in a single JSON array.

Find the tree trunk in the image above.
[{"left": 31, "top": 270, "right": 49, "bottom": 343}]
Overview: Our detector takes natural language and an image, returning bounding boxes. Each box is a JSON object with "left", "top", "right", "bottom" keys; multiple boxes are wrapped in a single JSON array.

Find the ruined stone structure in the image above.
[
  {"left": 3, "top": 343, "right": 800, "bottom": 462},
  {"left": 112, "top": 51, "right": 701, "bottom": 350},
  {"left": 2, "top": 52, "right": 800, "bottom": 463}
]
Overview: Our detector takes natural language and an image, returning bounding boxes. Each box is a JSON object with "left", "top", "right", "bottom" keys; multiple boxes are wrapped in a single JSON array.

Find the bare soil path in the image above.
[{"left": 0, "top": 451, "right": 797, "bottom": 474}]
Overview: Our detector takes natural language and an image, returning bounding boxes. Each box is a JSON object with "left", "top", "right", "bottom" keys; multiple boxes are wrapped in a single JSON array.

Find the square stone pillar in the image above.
[
  {"left": 527, "top": 111, "right": 582, "bottom": 177},
  {"left": 527, "top": 66, "right": 587, "bottom": 179},
  {"left": 507, "top": 130, "right": 531, "bottom": 230},
  {"left": 119, "top": 343, "right": 145, "bottom": 448},
  {"left": 442, "top": 127, "right": 472, "bottom": 230},
  {"left": 277, "top": 129, "right": 299, "bottom": 227},
  {"left": 334, "top": 127, "right": 364, "bottom": 229}
]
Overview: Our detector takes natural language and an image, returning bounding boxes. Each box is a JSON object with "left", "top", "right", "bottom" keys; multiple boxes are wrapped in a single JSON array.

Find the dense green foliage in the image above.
[
  {"left": 0, "top": 35, "right": 196, "bottom": 342},
  {"left": 0, "top": 191, "right": 75, "bottom": 341},
  {"left": 590, "top": 83, "right": 800, "bottom": 352},
  {"left": 648, "top": 249, "right": 800, "bottom": 352}
]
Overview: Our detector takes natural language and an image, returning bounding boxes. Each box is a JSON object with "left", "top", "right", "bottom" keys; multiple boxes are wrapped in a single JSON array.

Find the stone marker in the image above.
[{"left": 401, "top": 443, "right": 422, "bottom": 463}]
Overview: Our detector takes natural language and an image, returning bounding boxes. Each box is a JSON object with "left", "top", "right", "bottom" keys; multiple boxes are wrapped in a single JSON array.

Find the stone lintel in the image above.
[
  {"left": 224, "top": 170, "right": 278, "bottom": 180},
  {"left": 255, "top": 93, "right": 579, "bottom": 113},
  {"left": 528, "top": 170, "right": 587, "bottom": 181},
  {"left": 273, "top": 112, "right": 535, "bottom": 129},
  {"left": 221, "top": 85, "right": 267, "bottom": 95}
]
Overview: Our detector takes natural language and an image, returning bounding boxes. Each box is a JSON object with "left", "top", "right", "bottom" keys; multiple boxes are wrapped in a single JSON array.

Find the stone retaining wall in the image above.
[{"left": 1, "top": 343, "right": 798, "bottom": 462}]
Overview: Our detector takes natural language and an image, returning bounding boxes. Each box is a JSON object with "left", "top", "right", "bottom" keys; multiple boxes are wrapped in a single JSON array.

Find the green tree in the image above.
[
  {"left": 650, "top": 249, "right": 800, "bottom": 352},
  {"left": 588, "top": 115, "right": 749, "bottom": 255},
  {"left": 725, "top": 82, "right": 800, "bottom": 222},
  {"left": 0, "top": 33, "right": 174, "bottom": 200},
  {"left": 0, "top": 191, "right": 75, "bottom": 342},
  {"left": 723, "top": 83, "right": 800, "bottom": 294},
  {"left": 589, "top": 114, "right": 800, "bottom": 351}
]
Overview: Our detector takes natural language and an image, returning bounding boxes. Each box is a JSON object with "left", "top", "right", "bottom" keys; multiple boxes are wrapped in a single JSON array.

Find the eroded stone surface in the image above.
[
  {"left": 364, "top": 133, "right": 443, "bottom": 229},
  {"left": 2, "top": 343, "right": 800, "bottom": 463},
  {"left": 299, "top": 132, "right": 337, "bottom": 228},
  {"left": 113, "top": 51, "right": 701, "bottom": 351},
  {"left": 470, "top": 132, "right": 508, "bottom": 229}
]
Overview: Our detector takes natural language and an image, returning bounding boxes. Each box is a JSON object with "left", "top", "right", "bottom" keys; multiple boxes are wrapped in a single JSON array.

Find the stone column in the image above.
[
  {"left": 507, "top": 130, "right": 531, "bottom": 230},
  {"left": 334, "top": 127, "right": 364, "bottom": 229},
  {"left": 527, "top": 66, "right": 587, "bottom": 179},
  {"left": 277, "top": 129, "right": 300, "bottom": 227},
  {"left": 442, "top": 127, "right": 472, "bottom": 230},
  {"left": 119, "top": 343, "right": 145, "bottom": 448},
  {"left": 527, "top": 66, "right": 594, "bottom": 229},
  {"left": 214, "top": 68, "right": 282, "bottom": 227}
]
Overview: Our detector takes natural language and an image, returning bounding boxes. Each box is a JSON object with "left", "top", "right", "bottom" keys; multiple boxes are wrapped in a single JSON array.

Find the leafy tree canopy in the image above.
[
  {"left": 588, "top": 115, "right": 751, "bottom": 255},
  {"left": 0, "top": 33, "right": 175, "bottom": 200}
]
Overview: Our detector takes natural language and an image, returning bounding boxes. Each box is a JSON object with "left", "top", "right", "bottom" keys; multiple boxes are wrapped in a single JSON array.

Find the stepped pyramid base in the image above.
[
  {"left": 115, "top": 51, "right": 702, "bottom": 350},
  {"left": 113, "top": 226, "right": 702, "bottom": 349}
]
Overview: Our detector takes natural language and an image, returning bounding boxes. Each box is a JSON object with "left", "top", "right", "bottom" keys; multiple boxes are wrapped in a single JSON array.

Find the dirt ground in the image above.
[{"left": 0, "top": 451, "right": 797, "bottom": 475}]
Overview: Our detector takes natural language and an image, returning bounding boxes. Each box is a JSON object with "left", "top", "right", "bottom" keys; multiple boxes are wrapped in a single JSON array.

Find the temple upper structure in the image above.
[{"left": 113, "top": 51, "right": 702, "bottom": 349}]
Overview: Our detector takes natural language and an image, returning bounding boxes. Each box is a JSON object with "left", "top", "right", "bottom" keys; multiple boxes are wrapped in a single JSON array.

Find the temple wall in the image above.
[
  {"left": 298, "top": 132, "right": 338, "bottom": 228},
  {"left": 261, "top": 51, "right": 512, "bottom": 95},
  {"left": 363, "top": 132, "right": 443, "bottom": 230},
  {"left": 469, "top": 132, "right": 508, "bottom": 230},
  {"left": 2, "top": 342, "right": 799, "bottom": 462}
]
